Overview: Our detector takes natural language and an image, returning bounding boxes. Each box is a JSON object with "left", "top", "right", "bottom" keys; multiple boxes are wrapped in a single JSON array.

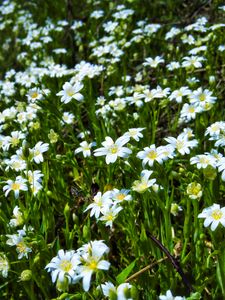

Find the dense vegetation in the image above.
[{"left": 0, "top": 0, "right": 225, "bottom": 299}]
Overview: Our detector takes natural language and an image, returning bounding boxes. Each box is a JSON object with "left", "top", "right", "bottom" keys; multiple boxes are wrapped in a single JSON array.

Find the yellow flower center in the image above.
[
  {"left": 17, "top": 241, "right": 27, "bottom": 253},
  {"left": 34, "top": 149, "right": 41, "bottom": 156},
  {"left": 211, "top": 124, "right": 219, "bottom": 132},
  {"left": 31, "top": 92, "right": 38, "bottom": 99},
  {"left": 66, "top": 89, "right": 75, "bottom": 97},
  {"left": 147, "top": 150, "right": 157, "bottom": 159},
  {"left": 211, "top": 209, "right": 223, "bottom": 220},
  {"left": 88, "top": 260, "right": 98, "bottom": 271},
  {"left": 129, "top": 129, "right": 137, "bottom": 136},
  {"left": 176, "top": 140, "right": 184, "bottom": 150},
  {"left": 12, "top": 161, "right": 21, "bottom": 169},
  {"left": 11, "top": 137, "right": 20, "bottom": 147},
  {"left": 188, "top": 107, "right": 195, "bottom": 113},
  {"left": 60, "top": 260, "right": 73, "bottom": 272},
  {"left": 106, "top": 213, "right": 114, "bottom": 221},
  {"left": 199, "top": 157, "right": 209, "bottom": 165},
  {"left": 116, "top": 194, "right": 125, "bottom": 201},
  {"left": 11, "top": 183, "right": 21, "bottom": 191},
  {"left": 110, "top": 145, "right": 118, "bottom": 154},
  {"left": 199, "top": 93, "right": 206, "bottom": 102}
]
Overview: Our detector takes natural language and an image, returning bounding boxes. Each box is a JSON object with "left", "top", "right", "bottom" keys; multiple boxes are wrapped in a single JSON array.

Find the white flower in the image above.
[
  {"left": 137, "top": 144, "right": 164, "bottom": 167},
  {"left": 75, "top": 141, "right": 96, "bottom": 157},
  {"left": 217, "top": 157, "right": 225, "bottom": 181},
  {"left": 84, "top": 191, "right": 113, "bottom": 218},
  {"left": 123, "top": 128, "right": 145, "bottom": 141},
  {"left": 45, "top": 249, "right": 81, "bottom": 284},
  {"left": 165, "top": 134, "right": 198, "bottom": 155},
  {"left": 166, "top": 61, "right": 181, "bottom": 70},
  {"left": 27, "top": 88, "right": 43, "bottom": 102},
  {"left": 190, "top": 154, "right": 217, "bottom": 169},
  {"left": 6, "top": 230, "right": 32, "bottom": 259},
  {"left": 79, "top": 241, "right": 110, "bottom": 291},
  {"left": 143, "top": 56, "right": 164, "bottom": 67},
  {"left": 179, "top": 103, "right": 202, "bottom": 122},
  {"left": 159, "top": 289, "right": 186, "bottom": 300},
  {"left": 189, "top": 88, "right": 216, "bottom": 107},
  {"left": 4, "top": 155, "right": 27, "bottom": 172},
  {"left": 169, "top": 86, "right": 191, "bottom": 103},
  {"left": 94, "top": 136, "right": 132, "bottom": 164},
  {"left": 57, "top": 82, "right": 84, "bottom": 104},
  {"left": 111, "top": 189, "right": 132, "bottom": 203},
  {"left": 198, "top": 204, "right": 225, "bottom": 231},
  {"left": 9, "top": 206, "right": 23, "bottom": 227},
  {"left": 182, "top": 55, "right": 204, "bottom": 68},
  {"left": 0, "top": 253, "right": 9, "bottom": 278},
  {"left": 29, "top": 141, "right": 49, "bottom": 164},
  {"left": 3, "top": 176, "right": 28, "bottom": 198},
  {"left": 100, "top": 281, "right": 133, "bottom": 299},
  {"left": 62, "top": 112, "right": 74, "bottom": 124},
  {"left": 5, "top": 131, "right": 26, "bottom": 149},
  {"left": 99, "top": 204, "right": 123, "bottom": 228},
  {"left": 132, "top": 170, "right": 156, "bottom": 193}
]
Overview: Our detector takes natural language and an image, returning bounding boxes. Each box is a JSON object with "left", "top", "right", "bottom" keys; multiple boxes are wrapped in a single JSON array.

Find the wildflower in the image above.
[
  {"left": 217, "top": 157, "right": 225, "bottom": 181},
  {"left": 62, "top": 112, "right": 74, "bottom": 124},
  {"left": 156, "top": 145, "right": 175, "bottom": 161},
  {"left": 132, "top": 170, "right": 156, "bottom": 193},
  {"left": 48, "top": 129, "right": 59, "bottom": 144},
  {"left": 182, "top": 55, "right": 204, "bottom": 68},
  {"left": 123, "top": 128, "right": 145, "bottom": 141},
  {"left": 79, "top": 241, "right": 110, "bottom": 291},
  {"left": 4, "top": 155, "right": 27, "bottom": 172},
  {"left": 94, "top": 136, "right": 132, "bottom": 164},
  {"left": 27, "top": 88, "right": 43, "bottom": 102},
  {"left": 205, "top": 121, "right": 225, "bottom": 139},
  {"left": 26, "top": 170, "right": 44, "bottom": 195},
  {"left": 189, "top": 88, "right": 216, "bottom": 107},
  {"left": 198, "top": 204, "right": 225, "bottom": 231},
  {"left": 171, "top": 203, "right": 183, "bottom": 216},
  {"left": 179, "top": 103, "right": 202, "bottom": 122},
  {"left": 0, "top": 253, "right": 9, "bottom": 278},
  {"left": 186, "top": 182, "right": 202, "bottom": 200},
  {"left": 111, "top": 189, "right": 132, "bottom": 203},
  {"left": 166, "top": 61, "right": 181, "bottom": 70},
  {"left": 165, "top": 134, "right": 198, "bottom": 155},
  {"left": 90, "top": 10, "right": 104, "bottom": 19},
  {"left": 29, "top": 141, "right": 49, "bottom": 164},
  {"left": 143, "top": 56, "right": 164, "bottom": 67},
  {"left": 126, "top": 92, "right": 145, "bottom": 107},
  {"left": 3, "top": 176, "right": 28, "bottom": 198},
  {"left": 6, "top": 230, "right": 32, "bottom": 259},
  {"left": 100, "top": 281, "right": 134, "bottom": 299},
  {"left": 5, "top": 131, "right": 26, "bottom": 149},
  {"left": 45, "top": 249, "right": 81, "bottom": 284},
  {"left": 85, "top": 191, "right": 113, "bottom": 218},
  {"left": 169, "top": 87, "right": 191, "bottom": 103},
  {"left": 56, "top": 81, "right": 84, "bottom": 104},
  {"left": 137, "top": 144, "right": 164, "bottom": 167},
  {"left": 165, "top": 27, "right": 181, "bottom": 39},
  {"left": 159, "top": 289, "right": 186, "bottom": 300},
  {"left": 190, "top": 154, "right": 217, "bottom": 169},
  {"left": 9, "top": 206, "right": 24, "bottom": 227},
  {"left": 75, "top": 141, "right": 96, "bottom": 157},
  {"left": 99, "top": 204, "right": 123, "bottom": 228}
]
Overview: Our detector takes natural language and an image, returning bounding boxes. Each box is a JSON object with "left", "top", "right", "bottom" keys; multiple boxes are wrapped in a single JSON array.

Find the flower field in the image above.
[{"left": 0, "top": 0, "right": 225, "bottom": 299}]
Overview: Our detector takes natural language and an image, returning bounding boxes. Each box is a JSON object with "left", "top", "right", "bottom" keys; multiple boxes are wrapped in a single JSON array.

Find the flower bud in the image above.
[{"left": 20, "top": 270, "right": 32, "bottom": 281}]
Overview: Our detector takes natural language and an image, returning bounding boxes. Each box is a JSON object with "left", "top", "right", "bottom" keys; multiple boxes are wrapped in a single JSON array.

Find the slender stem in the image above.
[
  {"left": 146, "top": 231, "right": 193, "bottom": 293},
  {"left": 125, "top": 257, "right": 167, "bottom": 282}
]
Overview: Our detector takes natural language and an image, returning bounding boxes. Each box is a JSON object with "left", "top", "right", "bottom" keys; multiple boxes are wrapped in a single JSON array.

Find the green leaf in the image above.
[{"left": 116, "top": 259, "right": 137, "bottom": 284}]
